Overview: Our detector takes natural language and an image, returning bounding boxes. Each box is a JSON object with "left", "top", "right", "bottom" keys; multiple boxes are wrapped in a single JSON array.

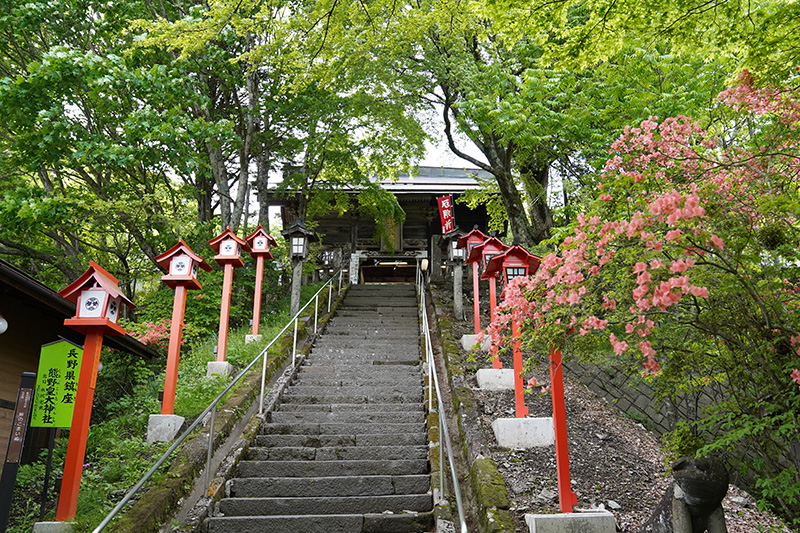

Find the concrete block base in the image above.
[
  {"left": 207, "top": 361, "right": 233, "bottom": 378},
  {"left": 245, "top": 334, "right": 263, "bottom": 344},
  {"left": 460, "top": 334, "right": 491, "bottom": 352},
  {"left": 525, "top": 511, "right": 616, "bottom": 532},
  {"left": 146, "top": 414, "right": 185, "bottom": 443},
  {"left": 476, "top": 368, "right": 514, "bottom": 390},
  {"left": 33, "top": 522, "right": 76, "bottom": 533},
  {"left": 492, "top": 417, "right": 555, "bottom": 448}
]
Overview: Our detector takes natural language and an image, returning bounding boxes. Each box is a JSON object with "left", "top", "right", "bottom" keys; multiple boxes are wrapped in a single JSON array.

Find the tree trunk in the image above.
[{"left": 521, "top": 165, "right": 554, "bottom": 244}]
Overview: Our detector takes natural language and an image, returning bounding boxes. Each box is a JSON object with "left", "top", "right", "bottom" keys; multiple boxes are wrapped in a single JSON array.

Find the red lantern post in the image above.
[
  {"left": 550, "top": 346, "right": 578, "bottom": 512},
  {"left": 246, "top": 225, "right": 277, "bottom": 337},
  {"left": 56, "top": 262, "right": 135, "bottom": 522},
  {"left": 484, "top": 245, "right": 541, "bottom": 416},
  {"left": 468, "top": 235, "right": 509, "bottom": 368},
  {"left": 208, "top": 227, "right": 251, "bottom": 368},
  {"left": 456, "top": 227, "right": 488, "bottom": 335},
  {"left": 153, "top": 239, "right": 212, "bottom": 416}
]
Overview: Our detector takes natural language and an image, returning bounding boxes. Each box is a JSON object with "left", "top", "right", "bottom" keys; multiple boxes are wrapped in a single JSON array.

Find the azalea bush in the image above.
[{"left": 488, "top": 72, "right": 800, "bottom": 524}]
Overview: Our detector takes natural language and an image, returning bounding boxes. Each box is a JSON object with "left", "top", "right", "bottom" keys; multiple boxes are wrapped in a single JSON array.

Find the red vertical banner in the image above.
[{"left": 437, "top": 195, "right": 455, "bottom": 234}]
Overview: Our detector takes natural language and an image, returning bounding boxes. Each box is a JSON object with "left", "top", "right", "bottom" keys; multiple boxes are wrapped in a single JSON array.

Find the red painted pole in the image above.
[
  {"left": 512, "top": 319, "right": 528, "bottom": 417},
  {"left": 56, "top": 328, "right": 104, "bottom": 521},
  {"left": 490, "top": 278, "right": 502, "bottom": 369},
  {"left": 216, "top": 262, "right": 234, "bottom": 362},
  {"left": 252, "top": 255, "right": 265, "bottom": 335},
  {"left": 161, "top": 284, "right": 187, "bottom": 415},
  {"left": 550, "top": 346, "right": 577, "bottom": 512},
  {"left": 472, "top": 262, "right": 480, "bottom": 334}
]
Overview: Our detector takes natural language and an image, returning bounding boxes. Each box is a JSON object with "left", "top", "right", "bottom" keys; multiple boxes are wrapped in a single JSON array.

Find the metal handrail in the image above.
[
  {"left": 418, "top": 274, "right": 469, "bottom": 533},
  {"left": 93, "top": 268, "right": 344, "bottom": 533}
]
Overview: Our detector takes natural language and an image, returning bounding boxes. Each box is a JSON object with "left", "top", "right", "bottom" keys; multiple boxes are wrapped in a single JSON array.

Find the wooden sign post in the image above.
[{"left": 0, "top": 372, "right": 36, "bottom": 531}]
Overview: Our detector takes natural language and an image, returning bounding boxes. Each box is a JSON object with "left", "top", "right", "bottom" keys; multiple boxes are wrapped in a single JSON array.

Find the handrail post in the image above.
[
  {"left": 204, "top": 405, "right": 216, "bottom": 497},
  {"left": 339, "top": 269, "right": 343, "bottom": 294},
  {"left": 314, "top": 294, "right": 319, "bottom": 334},
  {"left": 328, "top": 283, "right": 332, "bottom": 314}
]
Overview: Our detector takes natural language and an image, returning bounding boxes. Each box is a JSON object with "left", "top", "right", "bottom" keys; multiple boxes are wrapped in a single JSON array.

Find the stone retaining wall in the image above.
[{"left": 561, "top": 357, "right": 718, "bottom": 437}]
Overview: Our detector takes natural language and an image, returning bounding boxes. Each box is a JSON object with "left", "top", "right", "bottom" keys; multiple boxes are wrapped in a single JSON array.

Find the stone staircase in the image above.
[{"left": 205, "top": 283, "right": 434, "bottom": 533}]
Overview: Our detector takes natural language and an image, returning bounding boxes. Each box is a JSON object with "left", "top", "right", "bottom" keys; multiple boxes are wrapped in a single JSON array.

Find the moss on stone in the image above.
[{"left": 471, "top": 457, "right": 511, "bottom": 511}]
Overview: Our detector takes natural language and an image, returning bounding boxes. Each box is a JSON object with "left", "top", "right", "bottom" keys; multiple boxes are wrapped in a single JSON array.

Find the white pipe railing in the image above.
[
  {"left": 418, "top": 274, "right": 469, "bottom": 533},
  {"left": 93, "top": 268, "right": 343, "bottom": 533}
]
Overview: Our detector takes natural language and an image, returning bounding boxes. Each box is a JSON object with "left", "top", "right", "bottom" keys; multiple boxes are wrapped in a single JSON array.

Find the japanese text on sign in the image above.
[
  {"left": 31, "top": 340, "right": 83, "bottom": 428},
  {"left": 437, "top": 195, "right": 455, "bottom": 234}
]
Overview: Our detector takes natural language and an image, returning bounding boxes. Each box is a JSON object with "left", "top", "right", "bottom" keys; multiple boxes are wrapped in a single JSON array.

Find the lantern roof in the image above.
[
  {"left": 58, "top": 261, "right": 135, "bottom": 310},
  {"left": 465, "top": 236, "right": 509, "bottom": 266},
  {"left": 456, "top": 226, "right": 488, "bottom": 250},
  {"left": 482, "top": 245, "right": 542, "bottom": 280},
  {"left": 246, "top": 225, "right": 278, "bottom": 247},
  {"left": 281, "top": 219, "right": 316, "bottom": 239},
  {"left": 208, "top": 226, "right": 251, "bottom": 255},
  {"left": 154, "top": 238, "right": 212, "bottom": 273},
  {"left": 442, "top": 227, "right": 466, "bottom": 243}
]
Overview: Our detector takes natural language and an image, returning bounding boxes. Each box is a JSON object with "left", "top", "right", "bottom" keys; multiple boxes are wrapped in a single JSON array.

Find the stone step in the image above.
[
  {"left": 298, "top": 365, "right": 422, "bottom": 374},
  {"left": 284, "top": 383, "right": 421, "bottom": 396},
  {"left": 293, "top": 375, "right": 422, "bottom": 386},
  {"left": 261, "top": 422, "right": 425, "bottom": 436},
  {"left": 333, "top": 310, "right": 418, "bottom": 319},
  {"left": 307, "top": 352, "right": 421, "bottom": 362},
  {"left": 230, "top": 474, "right": 430, "bottom": 498},
  {"left": 312, "top": 338, "right": 419, "bottom": 348},
  {"left": 246, "top": 444, "right": 428, "bottom": 462},
  {"left": 236, "top": 459, "right": 429, "bottom": 478},
  {"left": 268, "top": 410, "right": 424, "bottom": 425},
  {"left": 277, "top": 402, "right": 424, "bottom": 412},
  {"left": 217, "top": 493, "right": 433, "bottom": 517},
  {"left": 254, "top": 432, "right": 427, "bottom": 448},
  {"left": 309, "top": 350, "right": 421, "bottom": 360},
  {"left": 279, "top": 392, "right": 423, "bottom": 404},
  {"left": 206, "top": 512, "right": 434, "bottom": 533}
]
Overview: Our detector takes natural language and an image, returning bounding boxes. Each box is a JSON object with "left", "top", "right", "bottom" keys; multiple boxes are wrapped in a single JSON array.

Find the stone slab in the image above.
[
  {"left": 245, "top": 334, "right": 263, "bottom": 344},
  {"left": 207, "top": 361, "right": 233, "bottom": 378},
  {"left": 33, "top": 523, "right": 75, "bottom": 533},
  {"left": 146, "top": 414, "right": 185, "bottom": 443},
  {"left": 476, "top": 368, "right": 515, "bottom": 390},
  {"left": 491, "top": 417, "right": 555, "bottom": 448},
  {"left": 525, "top": 511, "right": 616, "bottom": 532},
  {"left": 460, "top": 334, "right": 491, "bottom": 352}
]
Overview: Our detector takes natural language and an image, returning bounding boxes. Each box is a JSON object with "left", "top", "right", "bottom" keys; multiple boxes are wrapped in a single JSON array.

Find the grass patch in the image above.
[{"left": 8, "top": 282, "right": 328, "bottom": 532}]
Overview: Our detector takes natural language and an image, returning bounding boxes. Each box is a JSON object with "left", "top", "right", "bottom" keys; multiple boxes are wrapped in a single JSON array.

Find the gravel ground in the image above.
[
  {"left": 433, "top": 282, "right": 792, "bottom": 532},
  {"left": 467, "top": 360, "right": 792, "bottom": 532}
]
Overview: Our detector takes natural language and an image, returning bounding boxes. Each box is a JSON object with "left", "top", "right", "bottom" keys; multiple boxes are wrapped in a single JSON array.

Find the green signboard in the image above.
[{"left": 30, "top": 339, "right": 83, "bottom": 428}]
